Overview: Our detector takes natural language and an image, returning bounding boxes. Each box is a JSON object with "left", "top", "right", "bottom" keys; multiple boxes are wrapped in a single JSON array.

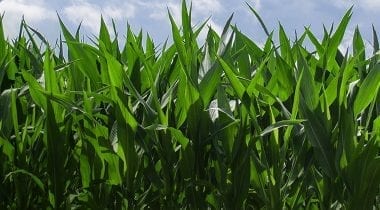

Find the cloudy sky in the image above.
[{"left": 0, "top": 0, "right": 379, "bottom": 51}]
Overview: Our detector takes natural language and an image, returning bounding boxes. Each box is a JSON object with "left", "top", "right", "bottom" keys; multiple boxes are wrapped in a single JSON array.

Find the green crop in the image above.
[{"left": 0, "top": 2, "right": 379, "bottom": 209}]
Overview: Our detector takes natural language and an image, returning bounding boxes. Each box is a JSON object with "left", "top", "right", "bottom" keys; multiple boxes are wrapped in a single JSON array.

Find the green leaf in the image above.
[
  {"left": 168, "top": 127, "right": 190, "bottom": 149},
  {"left": 99, "top": 16, "right": 112, "bottom": 53},
  {"left": 22, "top": 70, "right": 46, "bottom": 109},
  {"left": 0, "top": 136, "right": 14, "bottom": 160},
  {"left": 0, "top": 89, "right": 13, "bottom": 137},
  {"left": 354, "top": 63, "right": 380, "bottom": 116},
  {"left": 79, "top": 154, "right": 91, "bottom": 188},
  {"left": 168, "top": 10, "right": 187, "bottom": 73},
  {"left": 372, "top": 25, "right": 379, "bottom": 54},
  {"left": 296, "top": 47, "right": 319, "bottom": 111},
  {"left": 352, "top": 26, "right": 365, "bottom": 65},
  {"left": 4, "top": 169, "right": 45, "bottom": 192},
  {"left": 45, "top": 101, "right": 65, "bottom": 208},
  {"left": 103, "top": 152, "right": 122, "bottom": 185},
  {"left": 326, "top": 7, "right": 352, "bottom": 66},
  {"left": 217, "top": 56, "right": 245, "bottom": 99},
  {"left": 260, "top": 119, "right": 305, "bottom": 137},
  {"left": 279, "top": 24, "right": 292, "bottom": 60},
  {"left": 300, "top": 103, "right": 335, "bottom": 177},
  {"left": 199, "top": 14, "right": 234, "bottom": 107}
]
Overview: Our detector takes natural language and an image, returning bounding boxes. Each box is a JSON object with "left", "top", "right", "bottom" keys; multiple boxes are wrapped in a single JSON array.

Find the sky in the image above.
[{"left": 0, "top": 0, "right": 379, "bottom": 53}]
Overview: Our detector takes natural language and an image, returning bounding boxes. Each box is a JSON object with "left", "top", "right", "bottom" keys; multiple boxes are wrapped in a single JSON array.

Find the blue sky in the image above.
[{"left": 0, "top": 0, "right": 379, "bottom": 52}]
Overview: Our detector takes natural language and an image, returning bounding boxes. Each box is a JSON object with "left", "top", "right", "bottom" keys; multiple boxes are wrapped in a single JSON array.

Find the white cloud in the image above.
[
  {"left": 0, "top": 0, "right": 55, "bottom": 37},
  {"left": 139, "top": 0, "right": 224, "bottom": 42},
  {"left": 137, "top": 0, "right": 223, "bottom": 24},
  {"left": 0, "top": 0, "right": 55, "bottom": 21},
  {"left": 338, "top": 28, "right": 374, "bottom": 57},
  {"left": 63, "top": 1, "right": 101, "bottom": 33},
  {"left": 332, "top": 0, "right": 380, "bottom": 10},
  {"left": 207, "top": 19, "right": 223, "bottom": 35},
  {"left": 192, "top": 0, "right": 223, "bottom": 16},
  {"left": 133, "top": 0, "right": 225, "bottom": 44},
  {"left": 167, "top": 2, "right": 182, "bottom": 24},
  {"left": 360, "top": 0, "right": 380, "bottom": 10},
  {"left": 135, "top": 1, "right": 181, "bottom": 24},
  {"left": 339, "top": 29, "right": 354, "bottom": 53},
  {"left": 63, "top": 0, "right": 136, "bottom": 34},
  {"left": 248, "top": 0, "right": 261, "bottom": 11},
  {"left": 330, "top": 0, "right": 352, "bottom": 9}
]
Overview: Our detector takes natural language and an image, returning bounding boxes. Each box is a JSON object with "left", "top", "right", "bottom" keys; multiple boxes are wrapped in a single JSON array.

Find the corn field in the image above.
[{"left": 0, "top": 2, "right": 379, "bottom": 209}]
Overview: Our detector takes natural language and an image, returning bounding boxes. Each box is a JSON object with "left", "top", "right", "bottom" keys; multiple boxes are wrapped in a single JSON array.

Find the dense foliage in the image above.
[{"left": 0, "top": 2, "right": 379, "bottom": 209}]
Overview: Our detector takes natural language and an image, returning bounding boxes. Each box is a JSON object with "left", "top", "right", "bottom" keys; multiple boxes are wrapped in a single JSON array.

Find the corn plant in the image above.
[{"left": 0, "top": 1, "right": 379, "bottom": 209}]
